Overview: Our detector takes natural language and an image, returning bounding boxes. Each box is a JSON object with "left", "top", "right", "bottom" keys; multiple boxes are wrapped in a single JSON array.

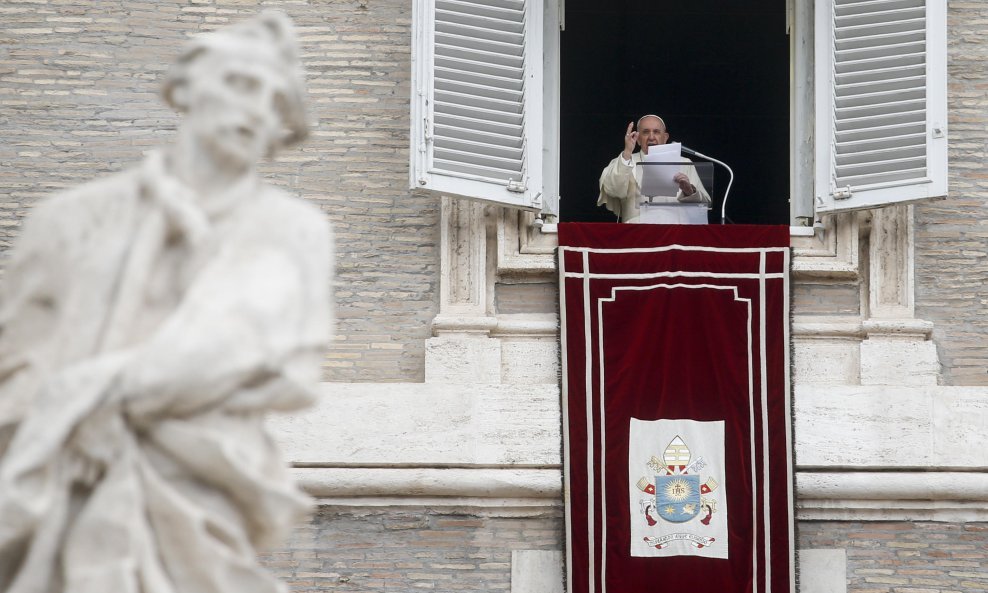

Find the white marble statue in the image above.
[{"left": 0, "top": 11, "right": 331, "bottom": 593}]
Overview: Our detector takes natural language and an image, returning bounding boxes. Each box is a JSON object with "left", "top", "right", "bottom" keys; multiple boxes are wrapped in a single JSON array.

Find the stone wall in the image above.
[
  {"left": 265, "top": 512, "right": 988, "bottom": 593},
  {"left": 914, "top": 1, "right": 988, "bottom": 386},
  {"left": 0, "top": 0, "right": 437, "bottom": 383},
  {"left": 792, "top": 282, "right": 861, "bottom": 318},
  {"left": 799, "top": 522, "right": 988, "bottom": 593},
  {"left": 5, "top": 1, "right": 988, "bottom": 386},
  {"left": 263, "top": 505, "right": 564, "bottom": 592}
]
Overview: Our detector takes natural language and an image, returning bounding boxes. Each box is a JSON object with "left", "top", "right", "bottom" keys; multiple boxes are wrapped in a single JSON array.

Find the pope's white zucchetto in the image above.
[{"left": 637, "top": 114, "right": 667, "bottom": 131}]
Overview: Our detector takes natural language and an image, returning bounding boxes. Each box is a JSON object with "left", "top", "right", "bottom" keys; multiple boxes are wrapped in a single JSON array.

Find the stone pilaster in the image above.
[
  {"left": 425, "top": 197, "right": 501, "bottom": 383},
  {"left": 859, "top": 205, "right": 940, "bottom": 385}
]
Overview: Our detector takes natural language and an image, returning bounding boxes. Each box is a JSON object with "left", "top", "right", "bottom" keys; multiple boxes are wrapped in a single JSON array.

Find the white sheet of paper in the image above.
[{"left": 639, "top": 142, "right": 682, "bottom": 198}]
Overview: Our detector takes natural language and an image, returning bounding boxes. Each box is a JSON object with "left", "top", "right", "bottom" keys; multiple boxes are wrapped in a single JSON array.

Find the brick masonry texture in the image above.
[
  {"left": 265, "top": 514, "right": 988, "bottom": 592},
  {"left": 3, "top": 2, "right": 987, "bottom": 385},
  {"left": 914, "top": 2, "right": 988, "bottom": 385},
  {"left": 0, "top": 0, "right": 437, "bottom": 383},
  {"left": 261, "top": 506, "right": 564, "bottom": 592},
  {"left": 799, "top": 521, "right": 988, "bottom": 593}
]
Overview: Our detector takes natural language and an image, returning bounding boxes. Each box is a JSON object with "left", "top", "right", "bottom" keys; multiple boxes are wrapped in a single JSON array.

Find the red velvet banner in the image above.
[{"left": 558, "top": 224, "right": 793, "bottom": 593}]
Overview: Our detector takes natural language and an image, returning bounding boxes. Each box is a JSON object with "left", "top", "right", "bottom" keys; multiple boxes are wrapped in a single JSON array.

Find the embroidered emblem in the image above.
[
  {"left": 635, "top": 435, "right": 720, "bottom": 547},
  {"left": 629, "top": 418, "right": 728, "bottom": 558},
  {"left": 656, "top": 474, "right": 700, "bottom": 523}
]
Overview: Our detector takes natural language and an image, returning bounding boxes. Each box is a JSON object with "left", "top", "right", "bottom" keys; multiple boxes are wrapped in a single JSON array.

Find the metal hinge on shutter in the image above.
[
  {"left": 506, "top": 178, "right": 527, "bottom": 192},
  {"left": 832, "top": 186, "right": 853, "bottom": 200}
]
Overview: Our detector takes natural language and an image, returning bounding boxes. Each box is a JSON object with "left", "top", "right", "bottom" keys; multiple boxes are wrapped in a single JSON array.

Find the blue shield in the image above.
[{"left": 655, "top": 474, "right": 701, "bottom": 523}]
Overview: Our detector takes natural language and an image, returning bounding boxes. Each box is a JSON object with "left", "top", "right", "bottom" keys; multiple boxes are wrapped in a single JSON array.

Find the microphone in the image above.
[{"left": 681, "top": 145, "right": 734, "bottom": 224}]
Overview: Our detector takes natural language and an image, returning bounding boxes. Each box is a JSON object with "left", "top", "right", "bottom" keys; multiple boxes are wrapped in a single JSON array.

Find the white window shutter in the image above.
[
  {"left": 814, "top": 0, "right": 947, "bottom": 213},
  {"left": 411, "top": 0, "right": 544, "bottom": 211}
]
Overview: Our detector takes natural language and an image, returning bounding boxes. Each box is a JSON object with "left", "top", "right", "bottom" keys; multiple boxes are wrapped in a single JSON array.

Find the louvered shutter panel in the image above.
[
  {"left": 411, "top": 0, "right": 543, "bottom": 211},
  {"left": 814, "top": 0, "right": 946, "bottom": 213}
]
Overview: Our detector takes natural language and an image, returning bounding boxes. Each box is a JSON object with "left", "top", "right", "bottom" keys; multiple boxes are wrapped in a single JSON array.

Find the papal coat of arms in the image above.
[
  {"left": 628, "top": 419, "right": 728, "bottom": 559},
  {"left": 637, "top": 436, "right": 718, "bottom": 526}
]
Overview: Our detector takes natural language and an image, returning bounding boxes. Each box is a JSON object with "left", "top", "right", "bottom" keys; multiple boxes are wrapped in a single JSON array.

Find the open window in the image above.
[
  {"left": 410, "top": 0, "right": 947, "bottom": 223},
  {"left": 557, "top": 0, "right": 791, "bottom": 225}
]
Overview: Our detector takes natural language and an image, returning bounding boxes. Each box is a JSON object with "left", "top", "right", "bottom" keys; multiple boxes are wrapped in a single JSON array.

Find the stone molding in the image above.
[
  {"left": 797, "top": 472, "right": 988, "bottom": 522},
  {"left": 291, "top": 465, "right": 988, "bottom": 521},
  {"left": 496, "top": 209, "right": 556, "bottom": 276},
  {"left": 791, "top": 212, "right": 860, "bottom": 280},
  {"left": 293, "top": 467, "right": 561, "bottom": 500},
  {"left": 275, "top": 382, "right": 988, "bottom": 520}
]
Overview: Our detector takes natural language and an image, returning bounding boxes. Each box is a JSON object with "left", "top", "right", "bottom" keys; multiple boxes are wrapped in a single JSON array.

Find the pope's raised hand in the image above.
[{"left": 622, "top": 121, "right": 637, "bottom": 161}]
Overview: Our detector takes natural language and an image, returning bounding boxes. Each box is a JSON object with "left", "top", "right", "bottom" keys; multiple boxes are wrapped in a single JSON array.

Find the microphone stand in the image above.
[{"left": 681, "top": 145, "right": 734, "bottom": 224}]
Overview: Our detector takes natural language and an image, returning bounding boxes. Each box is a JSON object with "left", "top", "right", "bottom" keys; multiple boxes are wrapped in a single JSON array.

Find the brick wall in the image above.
[
  {"left": 799, "top": 521, "right": 988, "bottom": 593},
  {"left": 266, "top": 513, "right": 988, "bottom": 593},
  {"left": 4, "top": 1, "right": 987, "bottom": 386},
  {"left": 0, "top": 0, "right": 437, "bottom": 382},
  {"left": 262, "top": 505, "right": 564, "bottom": 592},
  {"left": 914, "top": 1, "right": 988, "bottom": 386}
]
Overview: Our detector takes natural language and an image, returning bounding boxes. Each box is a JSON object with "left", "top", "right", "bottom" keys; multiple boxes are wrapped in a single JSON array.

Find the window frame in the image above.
[{"left": 412, "top": 0, "right": 948, "bottom": 224}]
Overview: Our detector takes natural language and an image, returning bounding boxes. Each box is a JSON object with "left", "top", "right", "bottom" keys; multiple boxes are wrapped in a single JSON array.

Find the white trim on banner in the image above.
[
  {"left": 783, "top": 247, "right": 795, "bottom": 593},
  {"left": 558, "top": 247, "right": 574, "bottom": 592},
  {"left": 759, "top": 252, "right": 772, "bottom": 592},
  {"left": 563, "top": 271, "right": 787, "bottom": 280},
  {"left": 562, "top": 245, "right": 790, "bottom": 255},
  {"left": 581, "top": 250, "right": 595, "bottom": 593},
  {"left": 598, "top": 284, "right": 752, "bottom": 590},
  {"left": 558, "top": 243, "right": 790, "bottom": 593}
]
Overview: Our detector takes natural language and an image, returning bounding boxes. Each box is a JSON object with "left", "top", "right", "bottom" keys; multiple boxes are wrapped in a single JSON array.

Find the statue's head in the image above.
[{"left": 162, "top": 11, "right": 308, "bottom": 166}]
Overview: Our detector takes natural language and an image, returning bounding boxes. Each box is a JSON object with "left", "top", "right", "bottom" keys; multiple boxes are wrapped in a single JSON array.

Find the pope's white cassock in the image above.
[{"left": 598, "top": 151, "right": 711, "bottom": 224}]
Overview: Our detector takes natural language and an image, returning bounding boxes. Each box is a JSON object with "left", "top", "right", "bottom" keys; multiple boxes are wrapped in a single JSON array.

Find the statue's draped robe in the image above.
[{"left": 0, "top": 153, "right": 332, "bottom": 593}]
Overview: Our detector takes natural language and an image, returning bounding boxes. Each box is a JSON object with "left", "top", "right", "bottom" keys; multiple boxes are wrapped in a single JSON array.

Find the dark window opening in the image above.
[{"left": 559, "top": 0, "right": 791, "bottom": 225}]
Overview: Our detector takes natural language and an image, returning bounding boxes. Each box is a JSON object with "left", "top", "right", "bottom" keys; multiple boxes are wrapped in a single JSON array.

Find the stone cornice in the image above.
[{"left": 292, "top": 466, "right": 988, "bottom": 521}]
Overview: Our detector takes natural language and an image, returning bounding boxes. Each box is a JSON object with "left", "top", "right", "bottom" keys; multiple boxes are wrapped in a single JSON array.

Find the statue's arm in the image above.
[{"left": 118, "top": 216, "right": 332, "bottom": 422}]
